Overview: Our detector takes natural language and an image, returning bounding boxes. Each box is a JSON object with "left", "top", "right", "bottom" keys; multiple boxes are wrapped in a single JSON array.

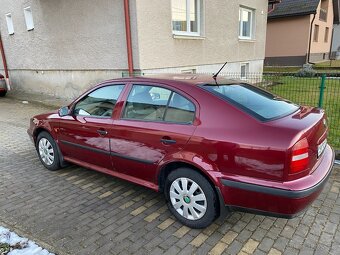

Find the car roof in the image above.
[{"left": 101, "top": 74, "right": 242, "bottom": 87}]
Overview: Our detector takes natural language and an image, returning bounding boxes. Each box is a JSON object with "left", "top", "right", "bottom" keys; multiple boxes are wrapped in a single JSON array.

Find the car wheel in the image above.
[
  {"left": 165, "top": 168, "right": 217, "bottom": 228},
  {"left": 36, "top": 131, "right": 61, "bottom": 171},
  {"left": 0, "top": 91, "right": 6, "bottom": 97}
]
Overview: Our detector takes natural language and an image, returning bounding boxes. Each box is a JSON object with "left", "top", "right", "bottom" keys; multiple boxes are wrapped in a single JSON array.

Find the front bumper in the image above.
[{"left": 220, "top": 145, "right": 335, "bottom": 217}]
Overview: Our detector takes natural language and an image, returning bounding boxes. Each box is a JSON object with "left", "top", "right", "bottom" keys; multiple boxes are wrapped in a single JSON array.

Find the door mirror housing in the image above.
[{"left": 58, "top": 106, "right": 70, "bottom": 117}]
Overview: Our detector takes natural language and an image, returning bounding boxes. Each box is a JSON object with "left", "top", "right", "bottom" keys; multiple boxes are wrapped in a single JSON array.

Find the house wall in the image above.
[
  {"left": 134, "top": 0, "right": 268, "bottom": 74},
  {"left": 0, "top": 0, "right": 136, "bottom": 98},
  {"left": 309, "top": 0, "right": 334, "bottom": 62},
  {"left": 265, "top": 16, "right": 311, "bottom": 66},
  {"left": 0, "top": 0, "right": 268, "bottom": 98}
]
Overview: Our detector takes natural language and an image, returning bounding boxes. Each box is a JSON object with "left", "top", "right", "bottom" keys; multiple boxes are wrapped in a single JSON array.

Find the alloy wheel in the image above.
[
  {"left": 169, "top": 177, "right": 207, "bottom": 220},
  {"left": 38, "top": 138, "right": 55, "bottom": 166}
]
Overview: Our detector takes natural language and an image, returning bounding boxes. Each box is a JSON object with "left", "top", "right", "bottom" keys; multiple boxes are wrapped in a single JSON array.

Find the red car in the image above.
[
  {"left": 28, "top": 74, "right": 334, "bottom": 228},
  {"left": 0, "top": 74, "right": 7, "bottom": 97}
]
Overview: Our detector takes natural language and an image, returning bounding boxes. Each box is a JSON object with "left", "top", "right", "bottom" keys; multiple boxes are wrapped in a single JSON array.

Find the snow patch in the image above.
[{"left": 0, "top": 227, "right": 53, "bottom": 255}]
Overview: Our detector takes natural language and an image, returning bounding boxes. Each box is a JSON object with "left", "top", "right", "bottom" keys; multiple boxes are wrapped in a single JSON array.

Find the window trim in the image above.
[
  {"left": 172, "top": 0, "right": 201, "bottom": 36},
  {"left": 239, "top": 7, "right": 255, "bottom": 40},
  {"left": 24, "top": 6, "right": 34, "bottom": 31},
  {"left": 72, "top": 84, "right": 125, "bottom": 118},
  {"left": 240, "top": 62, "right": 250, "bottom": 79},
  {"left": 120, "top": 84, "right": 196, "bottom": 125},
  {"left": 5, "top": 13, "right": 14, "bottom": 35}
]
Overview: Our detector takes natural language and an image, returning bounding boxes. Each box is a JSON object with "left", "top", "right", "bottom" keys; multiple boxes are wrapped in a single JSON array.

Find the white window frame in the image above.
[
  {"left": 240, "top": 63, "right": 249, "bottom": 79},
  {"left": 172, "top": 0, "right": 201, "bottom": 36},
  {"left": 5, "top": 13, "right": 14, "bottom": 35},
  {"left": 24, "top": 6, "right": 34, "bottom": 31},
  {"left": 239, "top": 7, "right": 255, "bottom": 40}
]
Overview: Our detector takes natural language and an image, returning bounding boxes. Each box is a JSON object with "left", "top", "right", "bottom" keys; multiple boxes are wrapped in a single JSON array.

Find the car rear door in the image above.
[
  {"left": 109, "top": 83, "right": 198, "bottom": 186},
  {"left": 58, "top": 84, "right": 125, "bottom": 171}
]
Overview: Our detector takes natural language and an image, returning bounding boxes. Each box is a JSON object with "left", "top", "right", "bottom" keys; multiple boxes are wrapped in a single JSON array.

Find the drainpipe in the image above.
[
  {"left": 0, "top": 33, "right": 10, "bottom": 86},
  {"left": 124, "top": 0, "right": 134, "bottom": 76},
  {"left": 307, "top": 13, "right": 317, "bottom": 64}
]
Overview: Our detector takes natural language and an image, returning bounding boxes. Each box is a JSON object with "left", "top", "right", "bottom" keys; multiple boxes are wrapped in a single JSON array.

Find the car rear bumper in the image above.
[{"left": 219, "top": 145, "right": 335, "bottom": 217}]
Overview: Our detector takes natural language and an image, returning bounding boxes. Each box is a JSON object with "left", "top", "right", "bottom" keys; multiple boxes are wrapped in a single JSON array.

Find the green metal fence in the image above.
[{"left": 224, "top": 72, "right": 340, "bottom": 150}]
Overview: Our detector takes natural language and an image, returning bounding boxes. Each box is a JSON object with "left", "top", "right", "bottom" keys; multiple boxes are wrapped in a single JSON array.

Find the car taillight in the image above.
[{"left": 290, "top": 138, "right": 309, "bottom": 174}]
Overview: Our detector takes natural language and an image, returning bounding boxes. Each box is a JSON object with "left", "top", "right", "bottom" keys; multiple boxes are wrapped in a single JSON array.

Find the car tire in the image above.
[
  {"left": 165, "top": 167, "right": 217, "bottom": 229},
  {"left": 36, "top": 131, "right": 61, "bottom": 171},
  {"left": 0, "top": 91, "right": 6, "bottom": 97}
]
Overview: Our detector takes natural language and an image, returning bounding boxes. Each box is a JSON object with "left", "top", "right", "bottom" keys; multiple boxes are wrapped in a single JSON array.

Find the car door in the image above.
[
  {"left": 109, "top": 83, "right": 197, "bottom": 185},
  {"left": 58, "top": 84, "right": 125, "bottom": 171}
]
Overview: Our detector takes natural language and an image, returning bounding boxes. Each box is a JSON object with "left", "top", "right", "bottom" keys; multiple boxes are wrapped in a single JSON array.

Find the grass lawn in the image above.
[
  {"left": 315, "top": 60, "right": 340, "bottom": 68},
  {"left": 261, "top": 75, "right": 340, "bottom": 149}
]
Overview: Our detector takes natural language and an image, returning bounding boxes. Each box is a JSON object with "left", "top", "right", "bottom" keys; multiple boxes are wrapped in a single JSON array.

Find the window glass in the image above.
[
  {"left": 172, "top": 0, "right": 187, "bottom": 32},
  {"left": 172, "top": 0, "right": 200, "bottom": 34},
  {"left": 5, "top": 13, "right": 14, "bottom": 35},
  {"left": 190, "top": 0, "right": 198, "bottom": 32},
  {"left": 24, "top": 7, "right": 34, "bottom": 31},
  {"left": 241, "top": 63, "right": 249, "bottom": 79},
  {"left": 201, "top": 84, "right": 299, "bottom": 121},
  {"left": 314, "top": 25, "right": 319, "bottom": 42},
  {"left": 123, "top": 85, "right": 172, "bottom": 121},
  {"left": 74, "top": 85, "right": 124, "bottom": 117},
  {"left": 239, "top": 8, "right": 253, "bottom": 38},
  {"left": 165, "top": 93, "right": 195, "bottom": 123},
  {"left": 324, "top": 27, "right": 329, "bottom": 42}
]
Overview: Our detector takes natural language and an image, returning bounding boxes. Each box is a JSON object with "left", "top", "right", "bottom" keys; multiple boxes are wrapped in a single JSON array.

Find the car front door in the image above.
[
  {"left": 58, "top": 84, "right": 125, "bottom": 171},
  {"left": 109, "top": 83, "right": 197, "bottom": 187}
]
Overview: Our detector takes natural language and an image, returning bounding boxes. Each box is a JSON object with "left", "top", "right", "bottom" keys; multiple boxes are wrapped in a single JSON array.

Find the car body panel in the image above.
[
  {"left": 27, "top": 74, "right": 335, "bottom": 219},
  {"left": 58, "top": 116, "right": 113, "bottom": 170}
]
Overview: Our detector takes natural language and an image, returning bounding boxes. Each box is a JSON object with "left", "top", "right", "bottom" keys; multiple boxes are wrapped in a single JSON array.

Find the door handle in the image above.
[
  {"left": 160, "top": 138, "right": 176, "bottom": 145},
  {"left": 97, "top": 129, "right": 108, "bottom": 136}
]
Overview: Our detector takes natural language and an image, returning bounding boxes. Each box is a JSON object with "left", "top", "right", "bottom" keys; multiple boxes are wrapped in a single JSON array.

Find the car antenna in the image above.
[
  {"left": 213, "top": 62, "right": 227, "bottom": 84},
  {"left": 213, "top": 62, "right": 227, "bottom": 79}
]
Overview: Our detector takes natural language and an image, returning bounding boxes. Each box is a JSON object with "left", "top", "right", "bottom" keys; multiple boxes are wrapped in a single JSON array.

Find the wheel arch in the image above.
[
  {"left": 158, "top": 160, "right": 227, "bottom": 219},
  {"left": 33, "top": 127, "right": 50, "bottom": 143},
  {"left": 34, "top": 127, "right": 67, "bottom": 167}
]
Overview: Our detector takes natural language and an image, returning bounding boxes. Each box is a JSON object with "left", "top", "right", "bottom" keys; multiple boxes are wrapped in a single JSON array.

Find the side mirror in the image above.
[{"left": 58, "top": 106, "right": 70, "bottom": 117}]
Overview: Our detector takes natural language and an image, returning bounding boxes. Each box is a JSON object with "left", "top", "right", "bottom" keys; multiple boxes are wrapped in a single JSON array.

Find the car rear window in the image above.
[{"left": 201, "top": 84, "right": 299, "bottom": 121}]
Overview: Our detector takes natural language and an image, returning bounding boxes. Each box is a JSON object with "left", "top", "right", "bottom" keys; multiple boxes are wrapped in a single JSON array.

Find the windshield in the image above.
[{"left": 201, "top": 84, "right": 299, "bottom": 121}]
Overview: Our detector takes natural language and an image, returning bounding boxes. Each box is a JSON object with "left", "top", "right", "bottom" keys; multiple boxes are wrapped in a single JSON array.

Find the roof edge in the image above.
[{"left": 268, "top": 11, "right": 317, "bottom": 20}]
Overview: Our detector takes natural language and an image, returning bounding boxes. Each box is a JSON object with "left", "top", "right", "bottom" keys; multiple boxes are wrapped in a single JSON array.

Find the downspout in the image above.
[
  {"left": 124, "top": 0, "right": 134, "bottom": 76},
  {"left": 307, "top": 13, "right": 317, "bottom": 64},
  {"left": 0, "top": 33, "right": 10, "bottom": 86}
]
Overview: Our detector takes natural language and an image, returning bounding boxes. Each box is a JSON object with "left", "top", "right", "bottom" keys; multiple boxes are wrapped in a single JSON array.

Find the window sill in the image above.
[
  {"left": 238, "top": 38, "right": 256, "bottom": 43},
  {"left": 173, "top": 34, "right": 205, "bottom": 40}
]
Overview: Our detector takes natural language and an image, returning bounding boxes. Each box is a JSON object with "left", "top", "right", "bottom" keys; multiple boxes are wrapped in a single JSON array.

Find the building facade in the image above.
[
  {"left": 265, "top": 0, "right": 336, "bottom": 66},
  {"left": 0, "top": 0, "right": 268, "bottom": 98}
]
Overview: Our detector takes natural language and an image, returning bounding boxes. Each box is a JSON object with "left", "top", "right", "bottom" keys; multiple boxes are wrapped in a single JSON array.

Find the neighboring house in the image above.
[
  {"left": 0, "top": 0, "right": 268, "bottom": 98},
  {"left": 265, "top": 0, "right": 339, "bottom": 66},
  {"left": 331, "top": 1, "right": 340, "bottom": 58}
]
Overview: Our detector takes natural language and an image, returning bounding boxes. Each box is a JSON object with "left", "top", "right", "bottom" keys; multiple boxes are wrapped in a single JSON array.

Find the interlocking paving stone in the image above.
[{"left": 0, "top": 96, "right": 340, "bottom": 255}]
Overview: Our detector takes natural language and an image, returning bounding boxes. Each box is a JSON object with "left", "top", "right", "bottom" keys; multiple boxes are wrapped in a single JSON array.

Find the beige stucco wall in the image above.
[
  {"left": 265, "top": 16, "right": 311, "bottom": 58},
  {"left": 0, "top": 0, "right": 268, "bottom": 98},
  {"left": 0, "top": 0, "right": 139, "bottom": 97},
  {"left": 134, "top": 0, "right": 268, "bottom": 71},
  {"left": 310, "top": 0, "right": 334, "bottom": 54}
]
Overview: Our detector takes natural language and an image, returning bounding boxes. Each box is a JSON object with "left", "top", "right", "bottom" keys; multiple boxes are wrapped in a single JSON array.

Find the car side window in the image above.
[
  {"left": 74, "top": 85, "right": 124, "bottom": 117},
  {"left": 123, "top": 85, "right": 172, "bottom": 121},
  {"left": 164, "top": 93, "right": 195, "bottom": 123},
  {"left": 123, "top": 84, "right": 195, "bottom": 124}
]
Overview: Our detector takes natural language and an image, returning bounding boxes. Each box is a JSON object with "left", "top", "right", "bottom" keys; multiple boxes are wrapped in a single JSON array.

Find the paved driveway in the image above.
[{"left": 0, "top": 96, "right": 339, "bottom": 255}]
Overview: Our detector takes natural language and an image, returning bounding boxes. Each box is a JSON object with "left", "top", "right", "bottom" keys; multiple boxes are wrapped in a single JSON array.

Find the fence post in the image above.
[{"left": 318, "top": 74, "right": 326, "bottom": 108}]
